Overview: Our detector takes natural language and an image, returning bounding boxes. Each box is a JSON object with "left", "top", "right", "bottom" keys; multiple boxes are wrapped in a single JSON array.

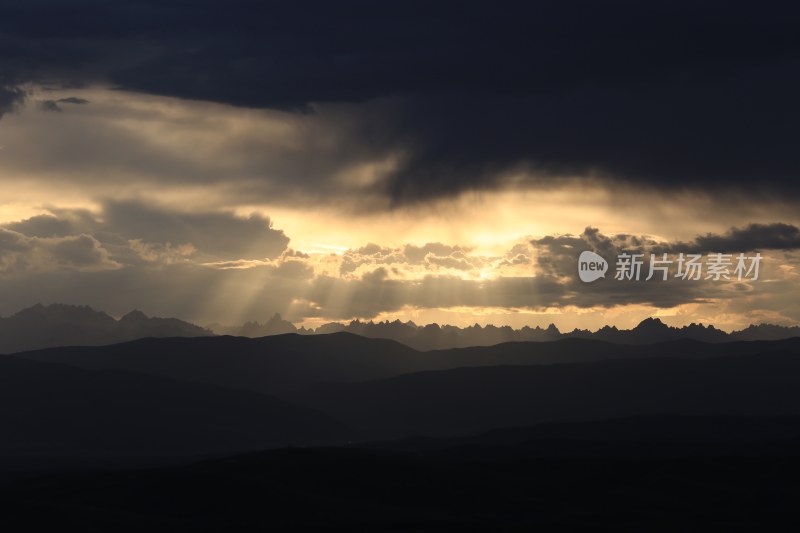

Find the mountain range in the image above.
[
  {"left": 14, "top": 330, "right": 800, "bottom": 441},
  {"left": 302, "top": 316, "right": 800, "bottom": 350},
  {"left": 0, "top": 304, "right": 211, "bottom": 353},
  {"left": 20, "top": 332, "right": 800, "bottom": 395},
  {"left": 5, "top": 312, "right": 800, "bottom": 532},
  {"left": 215, "top": 314, "right": 800, "bottom": 350},
  {"left": 2, "top": 303, "right": 799, "bottom": 353}
]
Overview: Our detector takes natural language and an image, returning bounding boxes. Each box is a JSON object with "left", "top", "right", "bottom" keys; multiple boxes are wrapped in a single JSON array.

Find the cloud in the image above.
[
  {"left": 36, "top": 97, "right": 88, "bottom": 112},
  {"left": 4, "top": 214, "right": 76, "bottom": 238},
  {"left": 1, "top": 2, "right": 797, "bottom": 330},
  {"left": 269, "top": 258, "right": 315, "bottom": 279},
  {"left": 0, "top": 213, "right": 797, "bottom": 326},
  {"left": 361, "top": 267, "right": 389, "bottom": 283},
  {"left": 57, "top": 97, "right": 89, "bottom": 105},
  {"left": 677, "top": 223, "right": 800, "bottom": 253},
  {"left": 3, "top": 201, "right": 290, "bottom": 266},
  {"left": 403, "top": 243, "right": 470, "bottom": 264},
  {"left": 38, "top": 96, "right": 89, "bottom": 113},
  {"left": 528, "top": 224, "right": 800, "bottom": 312},
  {"left": 46, "top": 234, "right": 117, "bottom": 269},
  {"left": 101, "top": 201, "right": 289, "bottom": 260},
  {"left": 425, "top": 255, "right": 475, "bottom": 271},
  {"left": 339, "top": 241, "right": 482, "bottom": 277},
  {"left": 1, "top": 2, "right": 800, "bottom": 203},
  {"left": 0, "top": 85, "right": 25, "bottom": 118},
  {"left": 0, "top": 88, "right": 401, "bottom": 210},
  {"left": 38, "top": 100, "right": 62, "bottom": 112},
  {"left": 297, "top": 224, "right": 800, "bottom": 322},
  {"left": 0, "top": 229, "right": 119, "bottom": 274}
]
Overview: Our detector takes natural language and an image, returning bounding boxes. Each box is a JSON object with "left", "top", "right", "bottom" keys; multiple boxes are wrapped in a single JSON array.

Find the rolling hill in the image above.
[
  {"left": 17, "top": 333, "right": 800, "bottom": 397},
  {"left": 289, "top": 349, "right": 800, "bottom": 439},
  {"left": 0, "top": 355, "right": 352, "bottom": 458}
]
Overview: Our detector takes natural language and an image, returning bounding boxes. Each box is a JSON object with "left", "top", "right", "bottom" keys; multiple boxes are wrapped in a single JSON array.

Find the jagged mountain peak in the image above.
[
  {"left": 0, "top": 303, "right": 210, "bottom": 353},
  {"left": 633, "top": 317, "right": 669, "bottom": 330}
]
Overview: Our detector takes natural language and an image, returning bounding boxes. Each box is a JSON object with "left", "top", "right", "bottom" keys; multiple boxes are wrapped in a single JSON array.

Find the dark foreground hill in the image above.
[
  {"left": 17, "top": 333, "right": 423, "bottom": 393},
  {"left": 17, "top": 333, "right": 800, "bottom": 394},
  {"left": 5, "top": 415, "right": 800, "bottom": 532},
  {"left": 7, "top": 333, "right": 800, "bottom": 530},
  {"left": 16, "top": 333, "right": 800, "bottom": 443},
  {"left": 362, "top": 414, "right": 800, "bottom": 458},
  {"left": 288, "top": 349, "right": 800, "bottom": 439},
  {"left": 0, "top": 355, "right": 352, "bottom": 458}
]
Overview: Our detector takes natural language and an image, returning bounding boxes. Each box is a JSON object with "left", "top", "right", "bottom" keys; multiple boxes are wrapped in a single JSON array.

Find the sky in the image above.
[{"left": 1, "top": 0, "right": 799, "bottom": 330}]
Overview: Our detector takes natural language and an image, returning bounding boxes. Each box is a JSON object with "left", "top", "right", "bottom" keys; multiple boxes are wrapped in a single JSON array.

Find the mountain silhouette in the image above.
[
  {"left": 5, "top": 422, "right": 800, "bottom": 531},
  {"left": 214, "top": 315, "right": 800, "bottom": 350},
  {"left": 17, "top": 333, "right": 423, "bottom": 393},
  {"left": 3, "top": 303, "right": 798, "bottom": 352},
  {"left": 211, "top": 313, "right": 298, "bottom": 336},
  {"left": 0, "top": 354, "right": 352, "bottom": 458},
  {"left": 18, "top": 331, "right": 800, "bottom": 443},
  {"left": 7, "top": 324, "right": 800, "bottom": 531},
  {"left": 287, "top": 347, "right": 800, "bottom": 439},
  {"left": 20, "top": 333, "right": 800, "bottom": 396},
  {"left": 0, "top": 304, "right": 211, "bottom": 353},
  {"left": 363, "top": 414, "right": 800, "bottom": 458}
]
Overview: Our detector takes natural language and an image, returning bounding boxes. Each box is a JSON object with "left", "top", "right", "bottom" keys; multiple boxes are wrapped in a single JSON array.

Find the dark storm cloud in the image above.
[
  {"left": 0, "top": 85, "right": 25, "bottom": 117},
  {"left": 2, "top": 1, "right": 800, "bottom": 202},
  {"left": 536, "top": 223, "right": 800, "bottom": 261},
  {"left": 678, "top": 223, "right": 800, "bottom": 253}
]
